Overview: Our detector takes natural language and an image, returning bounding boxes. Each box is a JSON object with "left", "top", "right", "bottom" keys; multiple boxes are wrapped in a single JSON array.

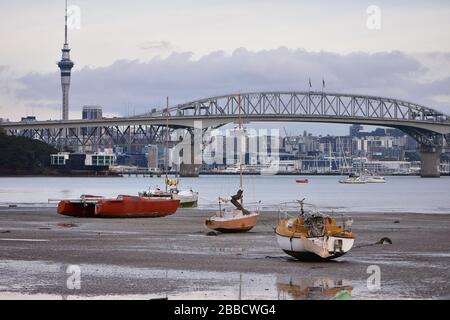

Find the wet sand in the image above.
[{"left": 0, "top": 207, "right": 449, "bottom": 300}]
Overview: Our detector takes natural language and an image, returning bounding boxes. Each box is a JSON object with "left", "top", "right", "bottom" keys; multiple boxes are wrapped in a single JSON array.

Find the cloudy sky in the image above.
[{"left": 0, "top": 0, "right": 449, "bottom": 134}]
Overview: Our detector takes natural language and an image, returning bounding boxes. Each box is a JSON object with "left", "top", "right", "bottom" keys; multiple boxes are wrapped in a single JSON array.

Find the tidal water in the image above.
[{"left": 0, "top": 175, "right": 449, "bottom": 213}]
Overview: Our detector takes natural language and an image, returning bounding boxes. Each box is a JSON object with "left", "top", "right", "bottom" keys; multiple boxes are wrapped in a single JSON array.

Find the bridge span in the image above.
[{"left": 1, "top": 91, "right": 450, "bottom": 177}]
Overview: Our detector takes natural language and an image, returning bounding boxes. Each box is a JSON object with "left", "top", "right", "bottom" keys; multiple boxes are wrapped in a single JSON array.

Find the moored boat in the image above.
[
  {"left": 338, "top": 176, "right": 367, "bottom": 184},
  {"left": 295, "top": 179, "right": 309, "bottom": 183},
  {"left": 55, "top": 194, "right": 180, "bottom": 218},
  {"left": 140, "top": 179, "right": 199, "bottom": 208},
  {"left": 205, "top": 209, "right": 259, "bottom": 233},
  {"left": 205, "top": 189, "right": 259, "bottom": 232},
  {"left": 275, "top": 200, "right": 355, "bottom": 260},
  {"left": 364, "top": 175, "right": 386, "bottom": 183},
  {"left": 205, "top": 94, "right": 260, "bottom": 233}
]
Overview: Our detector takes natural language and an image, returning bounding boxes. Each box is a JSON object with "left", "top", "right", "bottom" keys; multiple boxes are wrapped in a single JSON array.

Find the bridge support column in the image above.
[
  {"left": 180, "top": 164, "right": 201, "bottom": 177},
  {"left": 179, "top": 126, "right": 202, "bottom": 178},
  {"left": 420, "top": 145, "right": 441, "bottom": 178}
]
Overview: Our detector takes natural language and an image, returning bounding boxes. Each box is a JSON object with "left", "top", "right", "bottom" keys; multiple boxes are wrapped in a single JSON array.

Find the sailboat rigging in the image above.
[
  {"left": 139, "top": 96, "right": 199, "bottom": 207},
  {"left": 205, "top": 94, "right": 260, "bottom": 232}
]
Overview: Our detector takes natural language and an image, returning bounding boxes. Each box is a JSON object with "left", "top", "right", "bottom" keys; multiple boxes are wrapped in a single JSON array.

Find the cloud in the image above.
[
  {"left": 3, "top": 47, "right": 450, "bottom": 123},
  {"left": 138, "top": 40, "right": 174, "bottom": 51}
]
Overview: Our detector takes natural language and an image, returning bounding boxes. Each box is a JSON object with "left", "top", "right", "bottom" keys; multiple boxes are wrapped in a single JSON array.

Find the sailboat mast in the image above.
[
  {"left": 329, "top": 141, "right": 332, "bottom": 173},
  {"left": 165, "top": 96, "right": 169, "bottom": 192},
  {"left": 238, "top": 94, "right": 244, "bottom": 203}
]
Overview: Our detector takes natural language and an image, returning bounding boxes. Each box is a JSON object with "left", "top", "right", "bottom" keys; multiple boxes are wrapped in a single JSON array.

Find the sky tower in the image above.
[{"left": 57, "top": 0, "right": 74, "bottom": 121}]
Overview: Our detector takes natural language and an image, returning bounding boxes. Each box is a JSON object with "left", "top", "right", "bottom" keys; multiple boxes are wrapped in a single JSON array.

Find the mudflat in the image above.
[{"left": 0, "top": 207, "right": 449, "bottom": 299}]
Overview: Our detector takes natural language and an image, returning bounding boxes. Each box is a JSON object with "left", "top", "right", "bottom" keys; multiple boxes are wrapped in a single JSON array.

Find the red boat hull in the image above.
[
  {"left": 58, "top": 195, "right": 180, "bottom": 218},
  {"left": 296, "top": 179, "right": 309, "bottom": 183},
  {"left": 57, "top": 201, "right": 96, "bottom": 217}
]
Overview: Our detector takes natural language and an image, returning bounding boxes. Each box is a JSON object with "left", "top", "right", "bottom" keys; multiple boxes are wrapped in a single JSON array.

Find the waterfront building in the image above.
[{"left": 51, "top": 152, "right": 115, "bottom": 171}]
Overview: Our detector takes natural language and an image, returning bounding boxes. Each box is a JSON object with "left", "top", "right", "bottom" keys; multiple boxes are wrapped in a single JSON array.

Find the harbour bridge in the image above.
[{"left": 1, "top": 91, "right": 450, "bottom": 177}]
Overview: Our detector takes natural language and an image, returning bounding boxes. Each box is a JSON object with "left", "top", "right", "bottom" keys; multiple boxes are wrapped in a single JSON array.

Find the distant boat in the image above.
[
  {"left": 338, "top": 175, "right": 367, "bottom": 184},
  {"left": 339, "top": 173, "right": 386, "bottom": 184},
  {"left": 55, "top": 194, "right": 179, "bottom": 218},
  {"left": 295, "top": 179, "right": 309, "bottom": 184},
  {"left": 275, "top": 200, "right": 355, "bottom": 260},
  {"left": 364, "top": 175, "right": 386, "bottom": 183}
]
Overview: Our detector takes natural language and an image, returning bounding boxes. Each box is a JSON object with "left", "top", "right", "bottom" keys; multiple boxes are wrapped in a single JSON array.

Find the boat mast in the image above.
[
  {"left": 329, "top": 141, "right": 332, "bottom": 173},
  {"left": 165, "top": 96, "right": 169, "bottom": 192},
  {"left": 238, "top": 94, "right": 244, "bottom": 205}
]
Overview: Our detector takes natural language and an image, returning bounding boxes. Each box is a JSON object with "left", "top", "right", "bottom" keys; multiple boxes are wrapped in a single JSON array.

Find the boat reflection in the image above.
[{"left": 276, "top": 276, "right": 353, "bottom": 300}]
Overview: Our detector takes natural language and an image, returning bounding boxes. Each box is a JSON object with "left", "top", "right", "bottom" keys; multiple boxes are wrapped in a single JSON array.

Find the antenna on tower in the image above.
[{"left": 64, "top": 0, "right": 68, "bottom": 45}]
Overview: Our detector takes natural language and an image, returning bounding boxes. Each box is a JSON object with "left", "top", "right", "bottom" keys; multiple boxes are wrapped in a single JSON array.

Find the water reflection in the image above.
[{"left": 276, "top": 276, "right": 352, "bottom": 300}]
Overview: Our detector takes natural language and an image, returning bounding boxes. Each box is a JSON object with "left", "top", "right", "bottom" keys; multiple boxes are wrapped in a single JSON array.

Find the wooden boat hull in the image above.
[
  {"left": 205, "top": 213, "right": 258, "bottom": 233},
  {"left": 58, "top": 195, "right": 180, "bottom": 218}
]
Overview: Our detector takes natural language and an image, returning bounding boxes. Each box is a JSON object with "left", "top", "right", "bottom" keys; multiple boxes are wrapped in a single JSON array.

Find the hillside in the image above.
[{"left": 0, "top": 130, "right": 57, "bottom": 173}]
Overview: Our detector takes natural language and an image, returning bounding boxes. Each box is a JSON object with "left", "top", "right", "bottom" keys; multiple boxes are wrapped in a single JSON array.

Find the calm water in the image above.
[{"left": 0, "top": 175, "right": 449, "bottom": 213}]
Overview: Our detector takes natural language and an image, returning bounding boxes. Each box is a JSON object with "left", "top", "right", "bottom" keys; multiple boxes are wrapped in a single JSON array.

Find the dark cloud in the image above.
[{"left": 13, "top": 47, "right": 450, "bottom": 117}]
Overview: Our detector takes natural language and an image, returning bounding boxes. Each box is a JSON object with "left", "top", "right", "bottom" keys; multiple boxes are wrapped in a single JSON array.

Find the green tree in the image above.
[{"left": 0, "top": 134, "right": 57, "bottom": 172}]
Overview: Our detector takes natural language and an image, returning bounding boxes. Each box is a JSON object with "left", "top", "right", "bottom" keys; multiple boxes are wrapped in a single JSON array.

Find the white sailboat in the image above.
[
  {"left": 339, "top": 175, "right": 367, "bottom": 184},
  {"left": 140, "top": 97, "right": 199, "bottom": 207},
  {"left": 275, "top": 200, "right": 355, "bottom": 260}
]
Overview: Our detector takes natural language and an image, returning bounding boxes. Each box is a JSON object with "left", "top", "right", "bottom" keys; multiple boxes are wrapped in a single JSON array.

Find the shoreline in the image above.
[
  {"left": 0, "top": 207, "right": 449, "bottom": 299},
  {"left": 2, "top": 173, "right": 450, "bottom": 177},
  {"left": 1, "top": 205, "right": 449, "bottom": 215}
]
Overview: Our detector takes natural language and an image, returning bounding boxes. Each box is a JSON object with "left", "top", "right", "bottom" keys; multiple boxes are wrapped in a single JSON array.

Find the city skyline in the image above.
[{"left": 0, "top": 1, "right": 449, "bottom": 135}]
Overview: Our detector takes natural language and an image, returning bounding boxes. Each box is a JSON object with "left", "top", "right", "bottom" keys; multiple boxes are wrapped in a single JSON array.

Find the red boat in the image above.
[
  {"left": 56, "top": 195, "right": 180, "bottom": 218},
  {"left": 295, "top": 179, "right": 309, "bottom": 184}
]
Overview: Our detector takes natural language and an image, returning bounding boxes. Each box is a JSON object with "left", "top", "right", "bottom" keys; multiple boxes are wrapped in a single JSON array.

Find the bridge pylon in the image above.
[
  {"left": 419, "top": 145, "right": 442, "bottom": 178},
  {"left": 176, "top": 125, "right": 202, "bottom": 177}
]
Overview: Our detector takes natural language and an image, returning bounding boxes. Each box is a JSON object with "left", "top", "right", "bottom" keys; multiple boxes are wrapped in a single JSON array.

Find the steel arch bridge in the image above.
[
  {"left": 1, "top": 91, "right": 450, "bottom": 175},
  {"left": 2, "top": 91, "right": 450, "bottom": 143},
  {"left": 153, "top": 91, "right": 450, "bottom": 145}
]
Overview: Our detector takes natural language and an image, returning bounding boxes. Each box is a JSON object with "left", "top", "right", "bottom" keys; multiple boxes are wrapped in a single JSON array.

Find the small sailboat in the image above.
[
  {"left": 140, "top": 96, "right": 199, "bottom": 207},
  {"left": 275, "top": 200, "right": 355, "bottom": 260},
  {"left": 338, "top": 173, "right": 367, "bottom": 184},
  {"left": 205, "top": 94, "right": 259, "bottom": 233},
  {"left": 363, "top": 173, "right": 386, "bottom": 183},
  {"left": 364, "top": 176, "right": 385, "bottom": 183},
  {"left": 140, "top": 178, "right": 199, "bottom": 208},
  {"left": 205, "top": 190, "right": 259, "bottom": 232}
]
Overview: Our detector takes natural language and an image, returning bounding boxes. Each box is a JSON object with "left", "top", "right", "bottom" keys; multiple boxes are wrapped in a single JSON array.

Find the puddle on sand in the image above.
[
  {"left": 0, "top": 260, "right": 425, "bottom": 300},
  {"left": 0, "top": 277, "right": 353, "bottom": 300},
  {"left": 276, "top": 276, "right": 353, "bottom": 300}
]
